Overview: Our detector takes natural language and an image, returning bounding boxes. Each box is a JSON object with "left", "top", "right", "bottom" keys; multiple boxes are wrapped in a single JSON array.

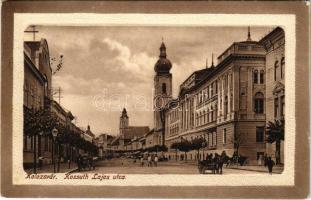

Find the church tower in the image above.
[
  {"left": 153, "top": 41, "right": 173, "bottom": 144},
  {"left": 119, "top": 108, "right": 129, "bottom": 135}
]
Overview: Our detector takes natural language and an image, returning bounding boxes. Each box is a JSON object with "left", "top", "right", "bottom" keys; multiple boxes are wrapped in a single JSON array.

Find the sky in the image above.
[{"left": 24, "top": 26, "right": 274, "bottom": 136}]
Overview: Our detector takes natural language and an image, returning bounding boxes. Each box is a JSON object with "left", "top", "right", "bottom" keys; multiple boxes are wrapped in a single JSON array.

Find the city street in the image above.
[{"left": 86, "top": 158, "right": 277, "bottom": 175}]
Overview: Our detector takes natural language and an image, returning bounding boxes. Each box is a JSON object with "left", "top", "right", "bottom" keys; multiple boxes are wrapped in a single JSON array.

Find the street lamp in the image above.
[{"left": 52, "top": 128, "right": 58, "bottom": 173}]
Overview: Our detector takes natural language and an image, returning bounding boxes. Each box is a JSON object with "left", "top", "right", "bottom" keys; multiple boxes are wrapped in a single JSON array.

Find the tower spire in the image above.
[
  {"left": 159, "top": 39, "right": 167, "bottom": 58},
  {"left": 206, "top": 58, "right": 208, "bottom": 68},
  {"left": 247, "top": 26, "right": 252, "bottom": 41},
  {"left": 211, "top": 53, "right": 215, "bottom": 67}
]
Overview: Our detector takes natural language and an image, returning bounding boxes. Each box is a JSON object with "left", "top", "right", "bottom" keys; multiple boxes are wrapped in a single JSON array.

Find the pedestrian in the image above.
[
  {"left": 267, "top": 157, "right": 275, "bottom": 174},
  {"left": 140, "top": 156, "right": 144, "bottom": 167},
  {"left": 147, "top": 155, "right": 152, "bottom": 167},
  {"left": 68, "top": 158, "right": 71, "bottom": 169},
  {"left": 154, "top": 155, "right": 158, "bottom": 167},
  {"left": 219, "top": 151, "right": 226, "bottom": 174},
  {"left": 264, "top": 153, "right": 268, "bottom": 167}
]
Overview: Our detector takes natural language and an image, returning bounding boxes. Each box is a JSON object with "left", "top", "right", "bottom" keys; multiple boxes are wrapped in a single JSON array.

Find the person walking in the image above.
[
  {"left": 264, "top": 153, "right": 268, "bottom": 167},
  {"left": 266, "top": 157, "right": 275, "bottom": 174},
  {"left": 154, "top": 155, "right": 158, "bottom": 167},
  {"left": 147, "top": 154, "right": 151, "bottom": 167},
  {"left": 140, "top": 156, "right": 144, "bottom": 167}
]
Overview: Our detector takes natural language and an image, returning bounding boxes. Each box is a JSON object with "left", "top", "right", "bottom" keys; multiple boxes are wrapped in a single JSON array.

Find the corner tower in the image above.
[{"left": 153, "top": 41, "right": 173, "bottom": 143}]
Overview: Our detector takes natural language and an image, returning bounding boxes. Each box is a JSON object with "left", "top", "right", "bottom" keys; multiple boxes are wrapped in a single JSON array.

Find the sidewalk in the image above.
[
  {"left": 228, "top": 165, "right": 284, "bottom": 174},
  {"left": 25, "top": 162, "right": 78, "bottom": 174}
]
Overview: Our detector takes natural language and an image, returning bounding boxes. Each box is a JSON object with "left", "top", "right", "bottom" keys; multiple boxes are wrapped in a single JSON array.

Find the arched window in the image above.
[
  {"left": 253, "top": 70, "right": 258, "bottom": 84},
  {"left": 224, "top": 96, "right": 228, "bottom": 116},
  {"left": 274, "top": 61, "right": 279, "bottom": 81},
  {"left": 162, "top": 83, "right": 167, "bottom": 94},
  {"left": 254, "top": 92, "right": 264, "bottom": 114},
  {"left": 207, "top": 109, "right": 209, "bottom": 122},
  {"left": 281, "top": 57, "right": 285, "bottom": 79},
  {"left": 203, "top": 110, "right": 206, "bottom": 124},
  {"left": 196, "top": 113, "right": 199, "bottom": 126},
  {"left": 211, "top": 106, "right": 214, "bottom": 122},
  {"left": 260, "top": 70, "right": 264, "bottom": 84}
]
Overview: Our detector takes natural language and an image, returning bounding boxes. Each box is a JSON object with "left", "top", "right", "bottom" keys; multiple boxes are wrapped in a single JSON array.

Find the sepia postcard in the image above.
[{"left": 1, "top": 1, "right": 310, "bottom": 198}]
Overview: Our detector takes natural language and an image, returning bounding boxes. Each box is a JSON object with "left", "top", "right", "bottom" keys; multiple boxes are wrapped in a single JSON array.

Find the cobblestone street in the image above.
[{"left": 78, "top": 158, "right": 283, "bottom": 175}]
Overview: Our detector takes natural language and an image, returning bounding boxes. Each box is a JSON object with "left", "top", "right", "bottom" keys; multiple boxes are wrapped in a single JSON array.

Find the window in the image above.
[
  {"left": 281, "top": 57, "right": 285, "bottom": 79},
  {"left": 211, "top": 106, "right": 214, "bottom": 122},
  {"left": 224, "top": 96, "right": 228, "bottom": 116},
  {"left": 274, "top": 98, "right": 279, "bottom": 118},
  {"left": 211, "top": 83, "right": 214, "bottom": 97},
  {"left": 254, "top": 92, "right": 264, "bottom": 114},
  {"left": 223, "top": 129, "right": 227, "bottom": 144},
  {"left": 260, "top": 70, "right": 264, "bottom": 84},
  {"left": 206, "top": 109, "right": 210, "bottom": 122},
  {"left": 215, "top": 80, "right": 218, "bottom": 94},
  {"left": 281, "top": 96, "right": 285, "bottom": 117},
  {"left": 256, "top": 127, "right": 265, "bottom": 142},
  {"left": 253, "top": 70, "right": 258, "bottom": 84},
  {"left": 162, "top": 83, "right": 167, "bottom": 94},
  {"left": 274, "top": 61, "right": 279, "bottom": 81}
]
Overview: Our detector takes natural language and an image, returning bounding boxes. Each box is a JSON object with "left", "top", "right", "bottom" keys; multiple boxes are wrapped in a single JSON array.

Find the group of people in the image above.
[
  {"left": 140, "top": 154, "right": 159, "bottom": 167},
  {"left": 77, "top": 154, "right": 95, "bottom": 172}
]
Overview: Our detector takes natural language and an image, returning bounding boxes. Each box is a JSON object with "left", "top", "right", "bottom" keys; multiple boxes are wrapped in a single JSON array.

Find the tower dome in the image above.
[{"left": 154, "top": 42, "right": 172, "bottom": 74}]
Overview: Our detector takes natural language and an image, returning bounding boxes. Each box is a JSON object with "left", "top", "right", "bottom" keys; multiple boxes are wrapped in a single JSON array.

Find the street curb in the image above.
[
  {"left": 228, "top": 167, "right": 283, "bottom": 174},
  {"left": 67, "top": 168, "right": 79, "bottom": 174}
]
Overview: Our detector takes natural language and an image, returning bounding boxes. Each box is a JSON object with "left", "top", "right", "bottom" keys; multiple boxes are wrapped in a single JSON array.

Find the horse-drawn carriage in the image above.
[
  {"left": 198, "top": 160, "right": 219, "bottom": 174},
  {"left": 198, "top": 153, "right": 248, "bottom": 174}
]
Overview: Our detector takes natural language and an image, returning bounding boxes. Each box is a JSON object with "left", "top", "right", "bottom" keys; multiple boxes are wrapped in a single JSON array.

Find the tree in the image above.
[
  {"left": 229, "top": 132, "right": 247, "bottom": 156},
  {"left": 170, "top": 142, "right": 180, "bottom": 161},
  {"left": 190, "top": 137, "right": 206, "bottom": 161},
  {"left": 266, "top": 119, "right": 284, "bottom": 164},
  {"left": 177, "top": 140, "right": 192, "bottom": 162}
]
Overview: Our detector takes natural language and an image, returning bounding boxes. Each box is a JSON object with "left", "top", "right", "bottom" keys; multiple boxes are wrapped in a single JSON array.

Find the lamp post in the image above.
[{"left": 52, "top": 128, "right": 58, "bottom": 173}]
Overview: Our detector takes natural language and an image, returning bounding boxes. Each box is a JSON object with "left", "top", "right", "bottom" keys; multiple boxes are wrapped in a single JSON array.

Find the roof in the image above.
[
  {"left": 85, "top": 129, "right": 95, "bottom": 138},
  {"left": 123, "top": 126, "right": 150, "bottom": 139},
  {"left": 259, "top": 27, "right": 284, "bottom": 44}
]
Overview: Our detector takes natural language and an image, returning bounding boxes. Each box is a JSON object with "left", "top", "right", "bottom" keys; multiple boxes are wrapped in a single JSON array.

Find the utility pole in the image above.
[
  {"left": 53, "top": 87, "right": 63, "bottom": 105},
  {"left": 24, "top": 25, "right": 39, "bottom": 41}
]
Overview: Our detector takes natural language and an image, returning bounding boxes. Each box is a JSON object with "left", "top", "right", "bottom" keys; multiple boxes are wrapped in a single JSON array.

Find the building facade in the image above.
[
  {"left": 163, "top": 30, "right": 267, "bottom": 164},
  {"left": 260, "top": 27, "right": 285, "bottom": 164},
  {"left": 23, "top": 39, "right": 53, "bottom": 168}
]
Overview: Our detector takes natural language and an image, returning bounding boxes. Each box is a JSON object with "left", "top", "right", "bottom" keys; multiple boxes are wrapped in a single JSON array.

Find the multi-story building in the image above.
[
  {"left": 96, "top": 133, "right": 114, "bottom": 159},
  {"left": 163, "top": 29, "right": 267, "bottom": 164},
  {"left": 23, "top": 39, "right": 53, "bottom": 168},
  {"left": 259, "top": 27, "right": 285, "bottom": 164}
]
